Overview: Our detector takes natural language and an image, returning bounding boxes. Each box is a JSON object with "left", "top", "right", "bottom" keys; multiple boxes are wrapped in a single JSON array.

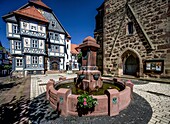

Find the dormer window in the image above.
[
  {"left": 127, "top": 22, "right": 134, "bottom": 35},
  {"left": 52, "top": 21, "right": 56, "bottom": 27}
]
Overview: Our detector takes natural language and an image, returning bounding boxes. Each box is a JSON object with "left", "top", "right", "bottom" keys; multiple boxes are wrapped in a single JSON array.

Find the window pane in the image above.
[{"left": 128, "top": 22, "right": 133, "bottom": 34}]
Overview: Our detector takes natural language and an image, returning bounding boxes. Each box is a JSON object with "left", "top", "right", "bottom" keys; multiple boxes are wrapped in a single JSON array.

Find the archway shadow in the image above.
[{"left": 28, "top": 92, "right": 152, "bottom": 124}]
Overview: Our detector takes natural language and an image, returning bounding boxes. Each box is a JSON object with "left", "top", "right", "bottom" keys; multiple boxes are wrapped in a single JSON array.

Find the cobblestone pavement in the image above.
[
  {"left": 30, "top": 73, "right": 77, "bottom": 99},
  {"left": 133, "top": 82, "right": 170, "bottom": 124},
  {"left": 30, "top": 74, "right": 170, "bottom": 124}
]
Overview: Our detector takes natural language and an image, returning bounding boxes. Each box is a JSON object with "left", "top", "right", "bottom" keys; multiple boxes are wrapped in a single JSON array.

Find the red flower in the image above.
[{"left": 83, "top": 101, "right": 87, "bottom": 106}]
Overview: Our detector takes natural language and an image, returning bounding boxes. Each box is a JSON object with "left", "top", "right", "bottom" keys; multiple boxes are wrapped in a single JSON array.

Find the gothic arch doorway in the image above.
[{"left": 121, "top": 50, "right": 140, "bottom": 76}]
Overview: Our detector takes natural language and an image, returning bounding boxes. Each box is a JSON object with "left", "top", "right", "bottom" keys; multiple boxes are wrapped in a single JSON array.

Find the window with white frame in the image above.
[
  {"left": 32, "top": 56, "right": 38, "bottom": 64},
  {"left": 32, "top": 39, "right": 38, "bottom": 48},
  {"left": 13, "top": 25, "right": 19, "bottom": 34},
  {"left": 15, "top": 41, "right": 21, "bottom": 50},
  {"left": 16, "top": 59, "right": 22, "bottom": 66}
]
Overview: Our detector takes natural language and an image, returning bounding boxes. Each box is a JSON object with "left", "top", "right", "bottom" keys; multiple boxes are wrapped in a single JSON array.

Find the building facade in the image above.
[
  {"left": 0, "top": 42, "right": 11, "bottom": 76},
  {"left": 2, "top": 0, "right": 71, "bottom": 76},
  {"left": 71, "top": 44, "right": 79, "bottom": 71},
  {"left": 95, "top": 0, "right": 170, "bottom": 78}
]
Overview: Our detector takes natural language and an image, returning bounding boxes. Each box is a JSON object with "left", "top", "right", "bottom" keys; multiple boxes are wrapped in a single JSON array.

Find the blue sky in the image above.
[{"left": 0, "top": 0, "right": 104, "bottom": 49}]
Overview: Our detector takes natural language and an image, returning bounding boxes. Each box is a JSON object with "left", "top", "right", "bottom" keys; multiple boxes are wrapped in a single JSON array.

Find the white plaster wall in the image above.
[
  {"left": 39, "top": 56, "right": 43, "bottom": 64},
  {"left": 13, "top": 34, "right": 20, "bottom": 38},
  {"left": 64, "top": 38, "right": 71, "bottom": 70},
  {"left": 60, "top": 34, "right": 65, "bottom": 44},
  {"left": 15, "top": 51, "right": 22, "bottom": 54},
  {"left": 16, "top": 68, "right": 23, "bottom": 70},
  {"left": 11, "top": 40, "right": 14, "bottom": 54},
  {"left": 38, "top": 25, "right": 46, "bottom": 33},
  {"left": 26, "top": 55, "right": 31, "bottom": 64},
  {"left": 60, "top": 58, "right": 64, "bottom": 70},
  {"left": 7, "top": 23, "right": 12, "bottom": 33},
  {"left": 60, "top": 46, "right": 64, "bottom": 53},
  {"left": 39, "top": 40, "right": 44, "bottom": 49},
  {"left": 16, "top": 57, "right": 23, "bottom": 59}
]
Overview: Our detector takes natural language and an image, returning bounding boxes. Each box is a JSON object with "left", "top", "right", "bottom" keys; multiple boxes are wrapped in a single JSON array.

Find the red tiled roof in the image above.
[
  {"left": 14, "top": 6, "right": 48, "bottom": 23},
  {"left": 71, "top": 44, "right": 79, "bottom": 54},
  {"left": 29, "top": 0, "right": 51, "bottom": 10}
]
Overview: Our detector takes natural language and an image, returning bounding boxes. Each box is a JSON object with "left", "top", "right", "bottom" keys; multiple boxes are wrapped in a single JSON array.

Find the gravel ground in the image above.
[{"left": 29, "top": 92, "right": 152, "bottom": 124}]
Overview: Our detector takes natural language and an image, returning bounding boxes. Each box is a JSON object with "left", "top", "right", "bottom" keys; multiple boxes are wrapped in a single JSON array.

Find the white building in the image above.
[{"left": 71, "top": 44, "right": 79, "bottom": 71}]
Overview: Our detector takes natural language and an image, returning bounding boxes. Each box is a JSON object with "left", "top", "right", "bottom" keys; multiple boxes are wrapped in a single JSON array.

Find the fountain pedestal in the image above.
[{"left": 77, "top": 36, "right": 102, "bottom": 91}]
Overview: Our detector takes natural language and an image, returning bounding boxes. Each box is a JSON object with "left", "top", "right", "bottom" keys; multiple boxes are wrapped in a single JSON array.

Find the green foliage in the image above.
[
  {"left": 77, "top": 93, "right": 98, "bottom": 109},
  {"left": 0, "top": 46, "right": 3, "bottom": 50},
  {"left": 77, "top": 52, "right": 82, "bottom": 59},
  {"left": 4, "top": 65, "right": 12, "bottom": 70}
]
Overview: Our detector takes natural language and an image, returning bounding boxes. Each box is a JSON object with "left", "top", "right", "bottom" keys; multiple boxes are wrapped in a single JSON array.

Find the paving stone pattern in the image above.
[
  {"left": 134, "top": 82, "right": 170, "bottom": 124},
  {"left": 30, "top": 74, "right": 170, "bottom": 124}
]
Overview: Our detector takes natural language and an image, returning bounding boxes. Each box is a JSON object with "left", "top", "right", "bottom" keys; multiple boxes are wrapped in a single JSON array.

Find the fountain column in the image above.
[{"left": 77, "top": 36, "right": 103, "bottom": 91}]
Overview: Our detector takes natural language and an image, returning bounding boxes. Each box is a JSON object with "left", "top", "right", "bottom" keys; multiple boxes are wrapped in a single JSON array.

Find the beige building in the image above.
[{"left": 94, "top": 0, "right": 170, "bottom": 78}]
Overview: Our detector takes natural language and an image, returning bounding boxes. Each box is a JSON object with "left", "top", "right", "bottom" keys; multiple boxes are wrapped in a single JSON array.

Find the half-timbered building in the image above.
[{"left": 2, "top": 0, "right": 71, "bottom": 76}]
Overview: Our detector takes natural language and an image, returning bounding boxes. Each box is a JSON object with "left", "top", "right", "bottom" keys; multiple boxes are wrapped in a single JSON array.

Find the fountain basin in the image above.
[{"left": 46, "top": 77, "right": 133, "bottom": 117}]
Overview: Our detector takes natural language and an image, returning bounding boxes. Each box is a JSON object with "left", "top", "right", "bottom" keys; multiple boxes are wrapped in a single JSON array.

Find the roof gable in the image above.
[
  {"left": 29, "top": 0, "right": 51, "bottom": 10},
  {"left": 42, "top": 11, "right": 66, "bottom": 33},
  {"left": 14, "top": 6, "right": 48, "bottom": 23}
]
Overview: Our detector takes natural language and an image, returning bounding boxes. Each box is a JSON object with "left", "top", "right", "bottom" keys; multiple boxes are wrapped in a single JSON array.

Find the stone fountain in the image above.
[
  {"left": 46, "top": 36, "right": 134, "bottom": 116},
  {"left": 76, "top": 36, "right": 102, "bottom": 91}
]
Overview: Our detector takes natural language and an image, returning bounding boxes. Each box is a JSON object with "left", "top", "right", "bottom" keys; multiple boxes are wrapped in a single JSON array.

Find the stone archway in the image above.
[
  {"left": 119, "top": 48, "right": 143, "bottom": 77},
  {"left": 124, "top": 54, "right": 139, "bottom": 76}
]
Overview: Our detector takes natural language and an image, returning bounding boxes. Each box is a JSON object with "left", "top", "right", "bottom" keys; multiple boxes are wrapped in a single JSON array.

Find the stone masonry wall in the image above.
[{"left": 103, "top": 0, "right": 170, "bottom": 77}]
